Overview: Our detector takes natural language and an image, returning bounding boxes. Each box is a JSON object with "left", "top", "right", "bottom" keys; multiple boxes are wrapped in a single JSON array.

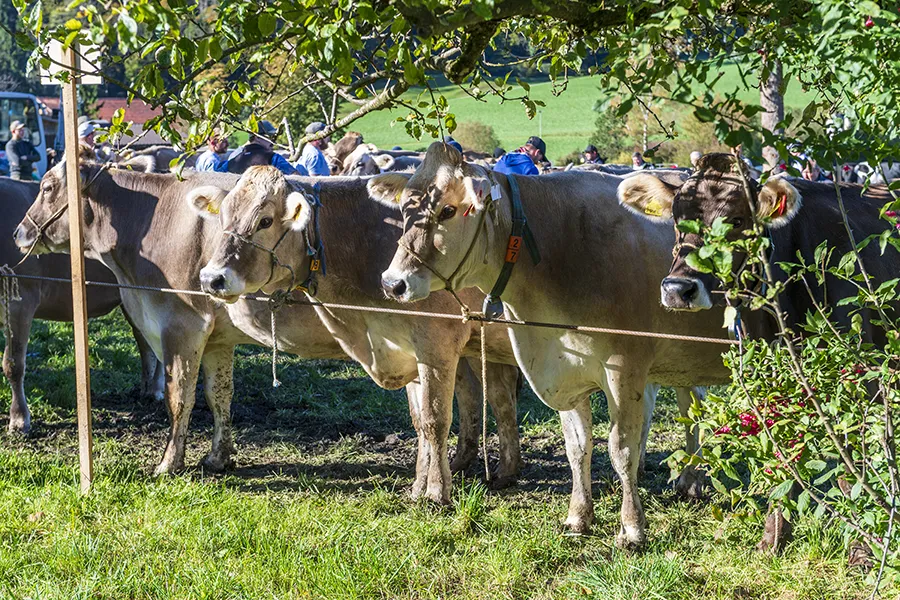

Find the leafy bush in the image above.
[
  {"left": 670, "top": 181, "right": 900, "bottom": 586},
  {"left": 452, "top": 120, "right": 502, "bottom": 154}
]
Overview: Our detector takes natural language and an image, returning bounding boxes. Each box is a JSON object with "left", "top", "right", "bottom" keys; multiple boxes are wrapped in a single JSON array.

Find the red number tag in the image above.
[{"left": 505, "top": 236, "right": 523, "bottom": 263}]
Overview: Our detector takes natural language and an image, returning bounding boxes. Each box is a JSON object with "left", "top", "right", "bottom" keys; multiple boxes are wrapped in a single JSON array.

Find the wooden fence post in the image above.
[{"left": 61, "top": 45, "right": 93, "bottom": 493}]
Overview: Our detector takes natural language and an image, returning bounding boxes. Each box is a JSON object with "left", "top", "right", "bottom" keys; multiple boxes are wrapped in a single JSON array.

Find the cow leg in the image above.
[
  {"left": 416, "top": 360, "right": 456, "bottom": 504},
  {"left": 154, "top": 332, "right": 205, "bottom": 475},
  {"left": 4, "top": 301, "right": 36, "bottom": 435},
  {"left": 638, "top": 383, "right": 660, "bottom": 475},
  {"left": 121, "top": 307, "right": 164, "bottom": 402},
  {"left": 406, "top": 380, "right": 430, "bottom": 499},
  {"left": 485, "top": 362, "right": 521, "bottom": 488},
  {"left": 605, "top": 363, "right": 650, "bottom": 550},
  {"left": 674, "top": 386, "right": 705, "bottom": 499},
  {"left": 450, "top": 359, "right": 480, "bottom": 474},
  {"left": 561, "top": 396, "right": 594, "bottom": 534},
  {"left": 199, "top": 345, "right": 236, "bottom": 473}
]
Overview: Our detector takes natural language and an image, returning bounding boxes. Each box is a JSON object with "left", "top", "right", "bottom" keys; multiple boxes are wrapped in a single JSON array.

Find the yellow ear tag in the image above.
[
  {"left": 207, "top": 204, "right": 219, "bottom": 215},
  {"left": 394, "top": 192, "right": 402, "bottom": 204},
  {"left": 310, "top": 259, "right": 321, "bottom": 272},
  {"left": 644, "top": 199, "right": 665, "bottom": 217}
]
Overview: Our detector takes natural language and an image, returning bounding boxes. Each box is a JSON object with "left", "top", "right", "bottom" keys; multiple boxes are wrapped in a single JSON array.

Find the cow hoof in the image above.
[
  {"left": 616, "top": 526, "right": 647, "bottom": 551},
  {"left": 200, "top": 453, "right": 235, "bottom": 473},
  {"left": 674, "top": 468, "right": 705, "bottom": 500},
  {"left": 424, "top": 487, "right": 452, "bottom": 506},
  {"left": 153, "top": 460, "right": 185, "bottom": 476},
  {"left": 487, "top": 474, "right": 518, "bottom": 490},
  {"left": 449, "top": 451, "right": 477, "bottom": 474},
  {"left": 848, "top": 540, "right": 874, "bottom": 570},
  {"left": 757, "top": 511, "right": 793, "bottom": 554},
  {"left": 7, "top": 416, "right": 32, "bottom": 436},
  {"left": 140, "top": 390, "right": 165, "bottom": 403},
  {"left": 564, "top": 515, "right": 593, "bottom": 535}
]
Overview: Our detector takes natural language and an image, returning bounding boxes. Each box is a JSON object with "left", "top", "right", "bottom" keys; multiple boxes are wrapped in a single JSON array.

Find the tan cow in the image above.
[
  {"left": 191, "top": 168, "right": 523, "bottom": 493},
  {"left": 193, "top": 167, "right": 710, "bottom": 510},
  {"left": 14, "top": 164, "right": 520, "bottom": 482},
  {"left": 368, "top": 142, "right": 731, "bottom": 548},
  {"left": 1, "top": 178, "right": 162, "bottom": 434}
]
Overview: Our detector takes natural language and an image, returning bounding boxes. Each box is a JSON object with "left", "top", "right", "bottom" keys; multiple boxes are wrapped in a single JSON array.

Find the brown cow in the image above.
[
  {"left": 618, "top": 152, "right": 900, "bottom": 551},
  {"left": 369, "top": 142, "right": 729, "bottom": 547},
  {"left": 1, "top": 177, "right": 162, "bottom": 434},
  {"left": 618, "top": 153, "right": 897, "bottom": 338},
  {"left": 14, "top": 165, "right": 520, "bottom": 481}
]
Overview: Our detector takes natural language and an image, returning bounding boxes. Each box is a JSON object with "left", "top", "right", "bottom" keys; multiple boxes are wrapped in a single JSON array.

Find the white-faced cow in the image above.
[
  {"left": 1, "top": 177, "right": 162, "bottom": 434},
  {"left": 13, "top": 164, "right": 520, "bottom": 484},
  {"left": 368, "top": 142, "right": 730, "bottom": 548}
]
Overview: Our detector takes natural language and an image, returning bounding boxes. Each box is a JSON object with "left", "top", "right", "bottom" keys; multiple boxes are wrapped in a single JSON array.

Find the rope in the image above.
[
  {"left": 480, "top": 320, "right": 491, "bottom": 483},
  {"left": 269, "top": 297, "right": 282, "bottom": 388},
  {"left": 0, "top": 272, "right": 738, "bottom": 346},
  {"left": 0, "top": 265, "right": 22, "bottom": 347}
]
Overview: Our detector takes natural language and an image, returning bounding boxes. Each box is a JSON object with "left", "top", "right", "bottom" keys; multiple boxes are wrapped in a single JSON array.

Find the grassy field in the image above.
[
  {"left": 0, "top": 311, "right": 876, "bottom": 599},
  {"left": 343, "top": 65, "right": 815, "bottom": 163}
]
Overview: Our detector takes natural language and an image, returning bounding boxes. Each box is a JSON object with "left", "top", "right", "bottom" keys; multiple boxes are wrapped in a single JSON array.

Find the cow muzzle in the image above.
[
  {"left": 660, "top": 277, "right": 712, "bottom": 311},
  {"left": 199, "top": 265, "right": 245, "bottom": 302},
  {"left": 13, "top": 223, "right": 37, "bottom": 251},
  {"left": 380, "top": 269, "right": 429, "bottom": 302}
]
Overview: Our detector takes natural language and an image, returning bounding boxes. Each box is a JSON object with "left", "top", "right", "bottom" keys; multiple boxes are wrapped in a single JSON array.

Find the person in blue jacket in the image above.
[
  {"left": 217, "top": 121, "right": 305, "bottom": 175},
  {"left": 493, "top": 136, "right": 546, "bottom": 176}
]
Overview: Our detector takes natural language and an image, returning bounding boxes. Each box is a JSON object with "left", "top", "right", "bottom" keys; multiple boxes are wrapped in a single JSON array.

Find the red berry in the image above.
[
  {"left": 886, "top": 210, "right": 897, "bottom": 217},
  {"left": 865, "top": 17, "right": 875, "bottom": 28}
]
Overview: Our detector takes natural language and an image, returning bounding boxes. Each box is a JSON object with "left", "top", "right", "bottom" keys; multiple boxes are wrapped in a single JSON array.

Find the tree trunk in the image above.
[{"left": 760, "top": 59, "right": 784, "bottom": 169}]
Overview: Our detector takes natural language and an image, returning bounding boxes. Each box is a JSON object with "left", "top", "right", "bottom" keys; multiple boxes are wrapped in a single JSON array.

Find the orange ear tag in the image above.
[
  {"left": 773, "top": 194, "right": 787, "bottom": 218},
  {"left": 310, "top": 259, "right": 321, "bottom": 272}
]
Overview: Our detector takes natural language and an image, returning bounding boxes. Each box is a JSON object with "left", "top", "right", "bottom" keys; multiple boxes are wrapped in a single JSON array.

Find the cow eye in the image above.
[
  {"left": 729, "top": 217, "right": 744, "bottom": 228},
  {"left": 258, "top": 217, "right": 274, "bottom": 231},
  {"left": 439, "top": 205, "right": 457, "bottom": 221}
]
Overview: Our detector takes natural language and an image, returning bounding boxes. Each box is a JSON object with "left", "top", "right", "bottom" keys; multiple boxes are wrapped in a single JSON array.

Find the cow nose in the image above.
[
  {"left": 200, "top": 270, "right": 228, "bottom": 294},
  {"left": 662, "top": 277, "right": 698, "bottom": 303},
  {"left": 13, "top": 224, "right": 35, "bottom": 249},
  {"left": 381, "top": 276, "right": 407, "bottom": 298}
]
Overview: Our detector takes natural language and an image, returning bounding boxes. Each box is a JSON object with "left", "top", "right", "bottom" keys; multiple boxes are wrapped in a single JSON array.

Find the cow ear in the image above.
[
  {"left": 617, "top": 173, "right": 676, "bottom": 222},
  {"left": 463, "top": 175, "right": 491, "bottom": 211},
  {"left": 367, "top": 173, "right": 411, "bottom": 209},
  {"left": 284, "top": 191, "right": 312, "bottom": 231},
  {"left": 757, "top": 177, "right": 801, "bottom": 229},
  {"left": 186, "top": 185, "right": 228, "bottom": 219},
  {"left": 373, "top": 154, "right": 395, "bottom": 171}
]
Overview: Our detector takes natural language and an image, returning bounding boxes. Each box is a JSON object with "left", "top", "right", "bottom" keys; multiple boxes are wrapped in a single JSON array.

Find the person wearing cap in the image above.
[
  {"left": 195, "top": 134, "right": 229, "bottom": 172},
  {"left": 583, "top": 144, "right": 603, "bottom": 165},
  {"left": 5, "top": 120, "right": 40, "bottom": 181},
  {"left": 296, "top": 122, "right": 331, "bottom": 177},
  {"left": 493, "top": 136, "right": 546, "bottom": 176},
  {"left": 443, "top": 136, "right": 463, "bottom": 153},
  {"left": 221, "top": 120, "right": 301, "bottom": 175}
]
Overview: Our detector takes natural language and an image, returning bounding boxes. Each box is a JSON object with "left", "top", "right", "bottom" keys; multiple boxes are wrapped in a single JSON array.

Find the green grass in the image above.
[
  {"left": 0, "top": 311, "right": 874, "bottom": 599},
  {"left": 343, "top": 65, "right": 815, "bottom": 163}
]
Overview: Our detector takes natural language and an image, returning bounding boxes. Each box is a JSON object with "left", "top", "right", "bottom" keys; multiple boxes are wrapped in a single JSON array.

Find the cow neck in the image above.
[
  {"left": 298, "top": 177, "right": 396, "bottom": 301},
  {"left": 290, "top": 182, "right": 325, "bottom": 295},
  {"left": 481, "top": 173, "right": 541, "bottom": 319}
]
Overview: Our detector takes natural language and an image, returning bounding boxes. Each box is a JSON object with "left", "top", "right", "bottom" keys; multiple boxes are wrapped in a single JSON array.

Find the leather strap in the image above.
[{"left": 482, "top": 174, "right": 541, "bottom": 318}]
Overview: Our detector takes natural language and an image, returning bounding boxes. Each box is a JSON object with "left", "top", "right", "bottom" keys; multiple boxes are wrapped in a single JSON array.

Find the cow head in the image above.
[
  {"left": 15, "top": 157, "right": 158, "bottom": 257},
  {"left": 195, "top": 165, "right": 315, "bottom": 301},
  {"left": 618, "top": 152, "right": 802, "bottom": 311},
  {"left": 368, "top": 142, "right": 492, "bottom": 302}
]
